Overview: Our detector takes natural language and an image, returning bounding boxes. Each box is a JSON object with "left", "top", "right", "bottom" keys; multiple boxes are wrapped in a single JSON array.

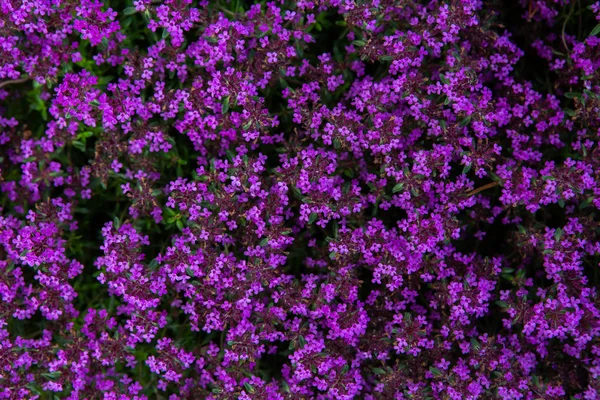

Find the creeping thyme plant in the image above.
[{"left": 1, "top": 0, "right": 600, "bottom": 398}]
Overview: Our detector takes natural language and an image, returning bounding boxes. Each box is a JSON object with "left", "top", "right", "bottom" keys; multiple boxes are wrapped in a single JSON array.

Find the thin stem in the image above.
[
  {"left": 0, "top": 77, "right": 30, "bottom": 89},
  {"left": 465, "top": 181, "right": 499, "bottom": 197},
  {"left": 562, "top": 2, "right": 576, "bottom": 52},
  {"left": 578, "top": 0, "right": 582, "bottom": 41}
]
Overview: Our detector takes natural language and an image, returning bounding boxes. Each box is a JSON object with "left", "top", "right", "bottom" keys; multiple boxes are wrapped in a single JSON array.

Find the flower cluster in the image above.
[{"left": 1, "top": 0, "right": 600, "bottom": 399}]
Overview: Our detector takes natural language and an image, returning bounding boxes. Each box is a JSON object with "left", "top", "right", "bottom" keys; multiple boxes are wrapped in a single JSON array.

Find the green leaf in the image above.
[
  {"left": 580, "top": 197, "right": 593, "bottom": 210},
  {"left": 352, "top": 40, "right": 366, "bottom": 47},
  {"left": 148, "top": 259, "right": 159, "bottom": 270},
  {"left": 470, "top": 338, "right": 481, "bottom": 351},
  {"left": 299, "top": 335, "right": 307, "bottom": 348},
  {"left": 554, "top": 228, "right": 563, "bottom": 242},
  {"left": 26, "top": 383, "right": 42, "bottom": 395},
  {"left": 583, "top": 89, "right": 596, "bottom": 99},
  {"left": 564, "top": 91, "right": 582, "bottom": 99},
  {"left": 123, "top": 7, "right": 136, "bottom": 15},
  {"left": 372, "top": 367, "right": 386, "bottom": 375},
  {"left": 392, "top": 183, "right": 405, "bottom": 193},
  {"left": 495, "top": 301, "right": 509, "bottom": 308},
  {"left": 459, "top": 115, "right": 472, "bottom": 127},
  {"left": 243, "top": 382, "right": 255, "bottom": 394},
  {"left": 295, "top": 44, "right": 304, "bottom": 58},
  {"left": 462, "top": 163, "right": 472, "bottom": 174},
  {"left": 222, "top": 96, "right": 230, "bottom": 114},
  {"left": 175, "top": 219, "right": 184, "bottom": 230},
  {"left": 77, "top": 131, "right": 93, "bottom": 140},
  {"left": 72, "top": 140, "right": 86, "bottom": 152},
  {"left": 501, "top": 273, "right": 514, "bottom": 281},
  {"left": 308, "top": 212, "right": 318, "bottom": 224},
  {"left": 590, "top": 24, "right": 600, "bottom": 37},
  {"left": 41, "top": 371, "right": 61, "bottom": 380},
  {"left": 429, "top": 367, "right": 443, "bottom": 377}
]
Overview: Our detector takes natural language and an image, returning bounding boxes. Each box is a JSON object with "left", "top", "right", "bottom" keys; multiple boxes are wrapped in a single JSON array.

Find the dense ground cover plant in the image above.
[{"left": 1, "top": 0, "right": 600, "bottom": 398}]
